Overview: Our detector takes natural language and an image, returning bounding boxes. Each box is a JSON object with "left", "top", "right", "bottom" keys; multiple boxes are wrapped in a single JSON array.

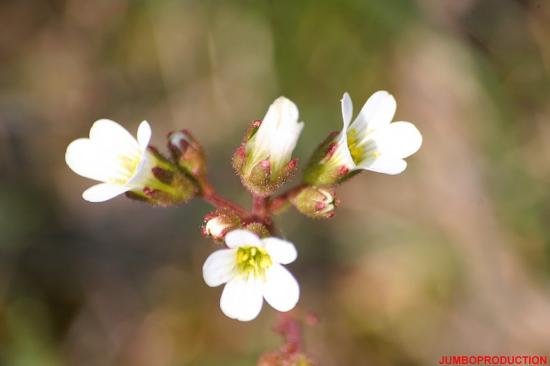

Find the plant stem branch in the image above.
[
  {"left": 268, "top": 184, "right": 306, "bottom": 214},
  {"left": 199, "top": 178, "right": 249, "bottom": 218},
  {"left": 275, "top": 312, "right": 303, "bottom": 354},
  {"left": 252, "top": 195, "right": 269, "bottom": 219}
]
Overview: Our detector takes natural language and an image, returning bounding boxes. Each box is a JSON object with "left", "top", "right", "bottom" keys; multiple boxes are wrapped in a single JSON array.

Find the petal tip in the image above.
[{"left": 137, "top": 120, "right": 152, "bottom": 147}]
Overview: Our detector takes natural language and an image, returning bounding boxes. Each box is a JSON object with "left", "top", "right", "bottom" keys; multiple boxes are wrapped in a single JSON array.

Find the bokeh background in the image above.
[{"left": 2, "top": 0, "right": 550, "bottom": 365}]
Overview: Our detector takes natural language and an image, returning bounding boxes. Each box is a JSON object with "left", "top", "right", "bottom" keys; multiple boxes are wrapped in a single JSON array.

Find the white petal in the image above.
[
  {"left": 341, "top": 92, "right": 353, "bottom": 129},
  {"left": 82, "top": 183, "right": 129, "bottom": 202},
  {"left": 126, "top": 150, "right": 154, "bottom": 188},
  {"left": 269, "top": 118, "right": 303, "bottom": 164},
  {"left": 220, "top": 277, "right": 264, "bottom": 321},
  {"left": 358, "top": 156, "right": 407, "bottom": 175},
  {"left": 264, "top": 97, "right": 299, "bottom": 129},
  {"left": 203, "top": 249, "right": 237, "bottom": 287},
  {"left": 335, "top": 131, "right": 356, "bottom": 169},
  {"left": 374, "top": 122, "right": 422, "bottom": 159},
  {"left": 351, "top": 91, "right": 396, "bottom": 134},
  {"left": 65, "top": 138, "right": 111, "bottom": 182},
  {"left": 263, "top": 264, "right": 300, "bottom": 312},
  {"left": 89, "top": 119, "right": 140, "bottom": 152},
  {"left": 224, "top": 229, "right": 263, "bottom": 248},
  {"left": 251, "top": 97, "right": 303, "bottom": 173},
  {"left": 263, "top": 237, "right": 297, "bottom": 265},
  {"left": 137, "top": 121, "right": 152, "bottom": 149}
]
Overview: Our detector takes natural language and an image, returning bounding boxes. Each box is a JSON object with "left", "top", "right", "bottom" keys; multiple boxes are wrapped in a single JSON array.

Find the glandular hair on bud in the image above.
[{"left": 244, "top": 222, "right": 271, "bottom": 238}]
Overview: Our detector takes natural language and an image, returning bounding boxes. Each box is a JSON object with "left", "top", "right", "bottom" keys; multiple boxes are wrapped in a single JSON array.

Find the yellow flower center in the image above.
[
  {"left": 109, "top": 151, "right": 143, "bottom": 185},
  {"left": 347, "top": 128, "right": 380, "bottom": 165},
  {"left": 236, "top": 246, "right": 272, "bottom": 278},
  {"left": 346, "top": 129, "right": 364, "bottom": 165}
]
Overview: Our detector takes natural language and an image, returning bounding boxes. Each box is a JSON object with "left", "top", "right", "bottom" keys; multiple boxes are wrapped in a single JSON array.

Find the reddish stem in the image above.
[
  {"left": 275, "top": 312, "right": 303, "bottom": 354},
  {"left": 252, "top": 195, "right": 269, "bottom": 219},
  {"left": 202, "top": 192, "right": 249, "bottom": 218},
  {"left": 199, "top": 178, "right": 250, "bottom": 218},
  {"left": 268, "top": 184, "right": 306, "bottom": 214}
]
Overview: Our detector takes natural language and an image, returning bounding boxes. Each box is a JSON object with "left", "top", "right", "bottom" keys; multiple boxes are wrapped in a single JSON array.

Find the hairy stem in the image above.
[
  {"left": 268, "top": 184, "right": 306, "bottom": 214},
  {"left": 252, "top": 195, "right": 269, "bottom": 219}
]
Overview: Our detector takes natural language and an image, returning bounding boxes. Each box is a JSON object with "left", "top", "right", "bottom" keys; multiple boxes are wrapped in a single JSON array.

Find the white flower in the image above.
[
  {"left": 334, "top": 91, "right": 422, "bottom": 175},
  {"left": 65, "top": 119, "right": 155, "bottom": 202},
  {"left": 245, "top": 97, "right": 304, "bottom": 178},
  {"left": 203, "top": 229, "right": 300, "bottom": 321}
]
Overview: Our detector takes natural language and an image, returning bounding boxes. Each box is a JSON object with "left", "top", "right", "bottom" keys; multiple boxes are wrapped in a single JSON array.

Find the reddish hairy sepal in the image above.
[
  {"left": 245, "top": 119, "right": 262, "bottom": 141},
  {"left": 243, "top": 221, "right": 271, "bottom": 238},
  {"left": 303, "top": 131, "right": 353, "bottom": 186},
  {"left": 232, "top": 144, "right": 247, "bottom": 173},
  {"left": 123, "top": 145, "right": 199, "bottom": 207},
  {"left": 238, "top": 158, "right": 299, "bottom": 197}
]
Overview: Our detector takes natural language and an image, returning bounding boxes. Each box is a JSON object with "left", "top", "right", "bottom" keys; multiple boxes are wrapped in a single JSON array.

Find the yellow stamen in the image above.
[
  {"left": 236, "top": 246, "right": 272, "bottom": 279},
  {"left": 347, "top": 128, "right": 380, "bottom": 164}
]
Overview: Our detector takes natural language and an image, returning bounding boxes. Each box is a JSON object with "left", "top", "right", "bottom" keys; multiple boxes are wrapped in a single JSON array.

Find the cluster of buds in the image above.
[{"left": 65, "top": 90, "right": 422, "bottom": 362}]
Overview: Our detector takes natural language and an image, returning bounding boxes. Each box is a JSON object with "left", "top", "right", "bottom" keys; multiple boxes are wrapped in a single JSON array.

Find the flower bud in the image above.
[
  {"left": 167, "top": 129, "right": 207, "bottom": 178},
  {"left": 243, "top": 221, "right": 271, "bottom": 238},
  {"left": 233, "top": 97, "right": 304, "bottom": 196},
  {"left": 290, "top": 186, "right": 337, "bottom": 219},
  {"left": 202, "top": 208, "right": 242, "bottom": 241}
]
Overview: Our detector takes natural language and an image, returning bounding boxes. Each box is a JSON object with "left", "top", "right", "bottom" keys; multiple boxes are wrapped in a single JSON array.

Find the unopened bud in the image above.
[
  {"left": 290, "top": 186, "right": 337, "bottom": 219},
  {"left": 233, "top": 97, "right": 303, "bottom": 196},
  {"left": 202, "top": 208, "right": 242, "bottom": 241},
  {"left": 168, "top": 130, "right": 206, "bottom": 178},
  {"left": 244, "top": 221, "right": 271, "bottom": 238}
]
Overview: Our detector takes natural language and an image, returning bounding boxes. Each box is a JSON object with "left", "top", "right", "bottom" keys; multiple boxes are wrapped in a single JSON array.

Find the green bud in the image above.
[{"left": 290, "top": 186, "right": 337, "bottom": 219}]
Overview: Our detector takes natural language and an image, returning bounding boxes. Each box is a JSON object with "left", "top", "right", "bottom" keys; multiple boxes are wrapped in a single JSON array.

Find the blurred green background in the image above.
[{"left": 1, "top": 0, "right": 550, "bottom": 365}]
